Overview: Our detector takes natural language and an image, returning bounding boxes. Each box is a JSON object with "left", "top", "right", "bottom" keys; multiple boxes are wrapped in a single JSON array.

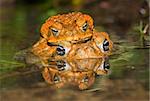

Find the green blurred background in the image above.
[{"left": 0, "top": 0, "right": 149, "bottom": 101}]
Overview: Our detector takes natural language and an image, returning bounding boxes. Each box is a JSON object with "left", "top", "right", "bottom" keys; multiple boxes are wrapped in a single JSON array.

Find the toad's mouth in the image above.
[
  {"left": 71, "top": 36, "right": 92, "bottom": 44},
  {"left": 47, "top": 36, "right": 92, "bottom": 46}
]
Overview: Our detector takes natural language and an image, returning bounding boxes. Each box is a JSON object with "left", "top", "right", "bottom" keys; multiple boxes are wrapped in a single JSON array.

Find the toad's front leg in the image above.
[{"left": 31, "top": 38, "right": 57, "bottom": 60}]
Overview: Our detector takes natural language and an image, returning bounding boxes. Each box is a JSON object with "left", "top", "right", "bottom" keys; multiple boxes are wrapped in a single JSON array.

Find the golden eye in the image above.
[
  {"left": 82, "top": 21, "right": 88, "bottom": 32},
  {"left": 51, "top": 28, "right": 59, "bottom": 36}
]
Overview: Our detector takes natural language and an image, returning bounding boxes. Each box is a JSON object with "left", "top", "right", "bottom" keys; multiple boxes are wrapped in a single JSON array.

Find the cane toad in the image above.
[
  {"left": 42, "top": 67, "right": 95, "bottom": 90},
  {"left": 41, "top": 12, "right": 94, "bottom": 44},
  {"left": 32, "top": 12, "right": 113, "bottom": 60},
  {"left": 29, "top": 12, "right": 113, "bottom": 90},
  {"left": 67, "top": 32, "right": 113, "bottom": 59},
  {"left": 42, "top": 58, "right": 110, "bottom": 90}
]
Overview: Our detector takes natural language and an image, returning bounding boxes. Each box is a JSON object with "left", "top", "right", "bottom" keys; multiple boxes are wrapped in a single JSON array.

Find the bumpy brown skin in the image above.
[
  {"left": 32, "top": 12, "right": 113, "bottom": 60},
  {"left": 42, "top": 67, "right": 66, "bottom": 88},
  {"left": 67, "top": 32, "right": 113, "bottom": 59},
  {"left": 42, "top": 58, "right": 108, "bottom": 90},
  {"left": 42, "top": 67, "right": 96, "bottom": 90},
  {"left": 31, "top": 12, "right": 94, "bottom": 61},
  {"left": 31, "top": 12, "right": 113, "bottom": 90},
  {"left": 93, "top": 31, "right": 113, "bottom": 55},
  {"left": 41, "top": 12, "right": 94, "bottom": 43},
  {"left": 31, "top": 32, "right": 113, "bottom": 62},
  {"left": 32, "top": 38, "right": 56, "bottom": 60}
]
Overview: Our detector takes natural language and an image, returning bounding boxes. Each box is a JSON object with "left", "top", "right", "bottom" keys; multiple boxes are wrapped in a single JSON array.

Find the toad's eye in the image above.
[
  {"left": 51, "top": 28, "right": 59, "bottom": 36},
  {"left": 56, "top": 60, "right": 71, "bottom": 71},
  {"left": 103, "top": 39, "right": 109, "bottom": 51},
  {"left": 56, "top": 60, "right": 66, "bottom": 71},
  {"left": 57, "top": 46, "right": 65, "bottom": 56},
  {"left": 82, "top": 22, "right": 88, "bottom": 32},
  {"left": 53, "top": 75, "right": 61, "bottom": 83},
  {"left": 97, "top": 39, "right": 109, "bottom": 53},
  {"left": 103, "top": 61, "right": 110, "bottom": 70}
]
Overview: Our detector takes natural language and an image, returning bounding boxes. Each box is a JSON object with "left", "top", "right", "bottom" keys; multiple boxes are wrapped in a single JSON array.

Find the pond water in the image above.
[{"left": 0, "top": 1, "right": 149, "bottom": 101}]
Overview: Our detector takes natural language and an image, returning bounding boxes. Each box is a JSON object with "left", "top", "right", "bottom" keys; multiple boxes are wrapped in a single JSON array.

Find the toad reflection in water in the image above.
[
  {"left": 30, "top": 12, "right": 113, "bottom": 90},
  {"left": 42, "top": 58, "right": 110, "bottom": 90}
]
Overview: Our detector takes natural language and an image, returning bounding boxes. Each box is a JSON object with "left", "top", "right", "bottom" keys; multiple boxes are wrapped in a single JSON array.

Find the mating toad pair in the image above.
[{"left": 31, "top": 12, "right": 113, "bottom": 90}]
